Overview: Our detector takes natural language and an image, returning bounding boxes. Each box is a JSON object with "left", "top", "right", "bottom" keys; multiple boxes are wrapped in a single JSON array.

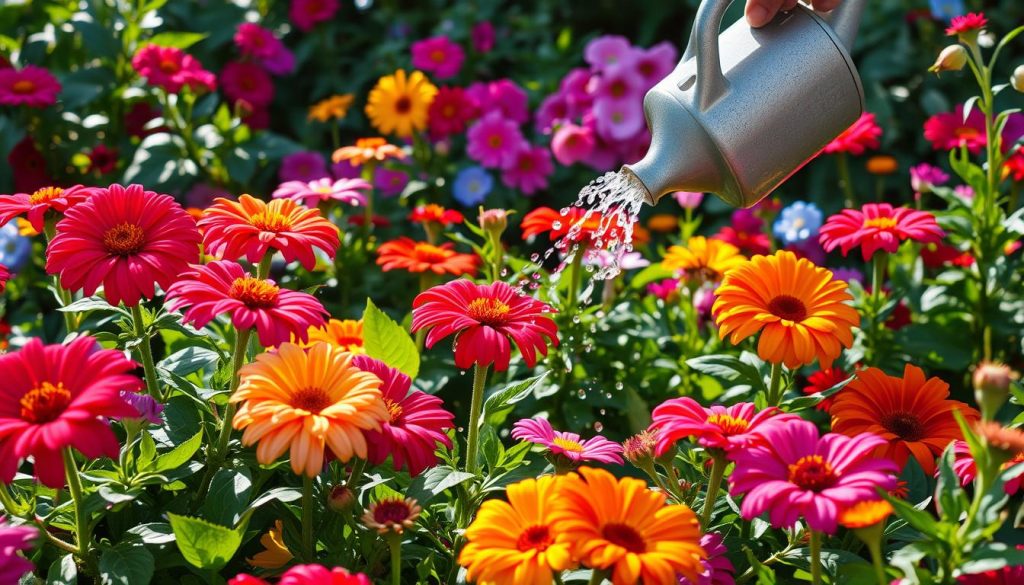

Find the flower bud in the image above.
[
  {"left": 478, "top": 208, "right": 509, "bottom": 236},
  {"left": 929, "top": 45, "right": 967, "bottom": 74},
  {"left": 622, "top": 430, "right": 658, "bottom": 467},
  {"left": 326, "top": 483, "right": 355, "bottom": 513},
  {"left": 973, "top": 362, "right": 1017, "bottom": 420},
  {"left": 1012, "top": 65, "right": 1024, "bottom": 94}
]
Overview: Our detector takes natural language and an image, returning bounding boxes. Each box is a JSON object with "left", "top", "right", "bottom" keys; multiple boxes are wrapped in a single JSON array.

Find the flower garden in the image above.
[{"left": 0, "top": 1, "right": 1023, "bottom": 584}]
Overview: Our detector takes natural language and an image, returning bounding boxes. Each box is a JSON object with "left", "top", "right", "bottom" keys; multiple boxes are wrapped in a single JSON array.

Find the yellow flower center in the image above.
[
  {"left": 705, "top": 413, "right": 750, "bottom": 435},
  {"left": 412, "top": 243, "right": 453, "bottom": 263},
  {"left": 20, "top": 381, "right": 72, "bottom": 424},
  {"left": 12, "top": 79, "right": 35, "bottom": 94},
  {"left": 315, "top": 185, "right": 334, "bottom": 194},
  {"left": 229, "top": 276, "right": 279, "bottom": 309},
  {"left": 102, "top": 222, "right": 146, "bottom": 256},
  {"left": 601, "top": 522, "right": 647, "bottom": 553},
  {"left": 384, "top": 398, "right": 403, "bottom": 423},
  {"left": 516, "top": 525, "right": 553, "bottom": 552},
  {"left": 880, "top": 411, "right": 924, "bottom": 442},
  {"left": 767, "top": 294, "right": 808, "bottom": 322},
  {"left": 863, "top": 217, "right": 898, "bottom": 230},
  {"left": 787, "top": 455, "right": 836, "bottom": 492},
  {"left": 466, "top": 297, "right": 511, "bottom": 326},
  {"left": 249, "top": 210, "right": 293, "bottom": 232},
  {"left": 289, "top": 387, "right": 334, "bottom": 414},
  {"left": 552, "top": 437, "right": 585, "bottom": 453},
  {"left": 29, "top": 186, "right": 64, "bottom": 204}
]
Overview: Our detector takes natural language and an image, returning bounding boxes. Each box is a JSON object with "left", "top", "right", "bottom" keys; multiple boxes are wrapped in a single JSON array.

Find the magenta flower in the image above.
[
  {"left": 221, "top": 61, "right": 274, "bottom": 107},
  {"left": 679, "top": 532, "right": 735, "bottom": 585},
  {"left": 924, "top": 104, "right": 987, "bottom": 154},
  {"left": 536, "top": 94, "right": 570, "bottom": 133},
  {"left": 234, "top": 23, "right": 294, "bottom": 75},
  {"left": 279, "top": 151, "right": 329, "bottom": 183},
  {"left": 0, "top": 66, "right": 61, "bottom": 108},
  {"left": 561, "top": 68, "right": 594, "bottom": 115},
  {"left": 948, "top": 440, "right": 1023, "bottom": 495},
  {"left": 272, "top": 177, "right": 369, "bottom": 208},
  {"left": 819, "top": 203, "right": 945, "bottom": 260},
  {"left": 289, "top": 0, "right": 339, "bottom": 32},
  {"left": 651, "top": 398, "right": 795, "bottom": 456},
  {"left": 411, "top": 36, "right": 465, "bottom": 80},
  {"left": 471, "top": 21, "right": 495, "bottom": 53},
  {"left": 120, "top": 390, "right": 164, "bottom": 425},
  {"left": 729, "top": 420, "right": 899, "bottom": 534},
  {"left": 584, "top": 35, "right": 634, "bottom": 71},
  {"left": 467, "top": 111, "right": 526, "bottom": 169},
  {"left": 373, "top": 167, "right": 410, "bottom": 198},
  {"left": 634, "top": 41, "right": 677, "bottom": 88},
  {"left": 512, "top": 417, "right": 623, "bottom": 466},
  {"left": 0, "top": 518, "right": 35, "bottom": 583},
  {"left": 501, "top": 145, "right": 553, "bottom": 195},
  {"left": 131, "top": 45, "right": 216, "bottom": 93},
  {"left": 593, "top": 97, "right": 645, "bottom": 141},
  {"left": 551, "top": 123, "right": 595, "bottom": 166},
  {"left": 466, "top": 79, "right": 529, "bottom": 124},
  {"left": 595, "top": 63, "right": 644, "bottom": 104},
  {"left": 647, "top": 278, "right": 680, "bottom": 302},
  {"left": 910, "top": 163, "right": 950, "bottom": 193}
]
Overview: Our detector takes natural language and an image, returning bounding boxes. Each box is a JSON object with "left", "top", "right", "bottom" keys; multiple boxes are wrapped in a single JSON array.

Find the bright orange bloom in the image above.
[
  {"left": 377, "top": 237, "right": 478, "bottom": 276},
  {"left": 974, "top": 421, "right": 1024, "bottom": 454},
  {"left": 549, "top": 467, "right": 705, "bottom": 585},
  {"left": 299, "top": 319, "right": 364, "bottom": 353},
  {"left": 713, "top": 250, "right": 859, "bottom": 369},
  {"left": 231, "top": 342, "right": 389, "bottom": 477},
  {"left": 662, "top": 236, "right": 745, "bottom": 282},
  {"left": 839, "top": 500, "right": 893, "bottom": 529},
  {"left": 247, "top": 520, "right": 294, "bottom": 569},
  {"left": 646, "top": 213, "right": 679, "bottom": 233},
  {"left": 332, "top": 137, "right": 405, "bottom": 167},
  {"left": 520, "top": 206, "right": 630, "bottom": 248},
  {"left": 460, "top": 476, "right": 575, "bottom": 585},
  {"left": 829, "top": 364, "right": 980, "bottom": 474},
  {"left": 409, "top": 204, "right": 464, "bottom": 226},
  {"left": 308, "top": 93, "right": 355, "bottom": 122}
]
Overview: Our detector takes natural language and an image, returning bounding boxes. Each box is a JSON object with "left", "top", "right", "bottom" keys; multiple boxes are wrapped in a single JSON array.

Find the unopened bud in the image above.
[
  {"left": 1012, "top": 65, "right": 1024, "bottom": 93},
  {"left": 478, "top": 208, "right": 509, "bottom": 236},
  {"left": 622, "top": 430, "right": 658, "bottom": 466},
  {"left": 327, "top": 483, "right": 355, "bottom": 513},
  {"left": 973, "top": 362, "right": 1017, "bottom": 420},
  {"left": 929, "top": 45, "right": 967, "bottom": 74}
]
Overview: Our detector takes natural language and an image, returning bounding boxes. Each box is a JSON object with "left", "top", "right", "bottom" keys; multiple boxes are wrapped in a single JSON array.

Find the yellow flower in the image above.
[
  {"left": 661, "top": 236, "right": 745, "bottom": 283},
  {"left": 247, "top": 520, "right": 294, "bottom": 569},
  {"left": 15, "top": 218, "right": 39, "bottom": 237},
  {"left": 296, "top": 319, "right": 365, "bottom": 353},
  {"left": 308, "top": 93, "right": 355, "bottom": 122},
  {"left": 365, "top": 69, "right": 437, "bottom": 137}
]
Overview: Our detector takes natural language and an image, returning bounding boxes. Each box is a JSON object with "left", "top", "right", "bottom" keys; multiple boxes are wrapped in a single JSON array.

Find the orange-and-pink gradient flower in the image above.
[
  {"left": 819, "top": 203, "right": 945, "bottom": 260},
  {"left": 0, "top": 185, "right": 95, "bottom": 233}
]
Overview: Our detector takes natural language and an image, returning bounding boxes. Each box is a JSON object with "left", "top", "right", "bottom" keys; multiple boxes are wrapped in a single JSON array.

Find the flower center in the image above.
[
  {"left": 466, "top": 297, "right": 511, "bottom": 326},
  {"left": 102, "top": 222, "right": 146, "bottom": 256},
  {"left": 12, "top": 79, "right": 36, "bottom": 94},
  {"left": 394, "top": 96, "right": 412, "bottom": 114},
  {"left": 705, "top": 413, "right": 751, "bottom": 435},
  {"left": 373, "top": 499, "right": 413, "bottom": 525},
  {"left": 249, "top": 210, "right": 293, "bottom": 232},
  {"left": 442, "top": 105, "right": 456, "bottom": 117},
  {"left": 29, "top": 186, "right": 63, "bottom": 204},
  {"left": 601, "top": 522, "right": 646, "bottom": 553},
  {"left": 229, "top": 276, "right": 279, "bottom": 309},
  {"left": 430, "top": 49, "right": 447, "bottom": 63},
  {"left": 488, "top": 134, "right": 503, "bottom": 149},
  {"left": 413, "top": 243, "right": 453, "bottom": 263},
  {"left": 315, "top": 185, "right": 334, "bottom": 194},
  {"left": 863, "top": 217, "right": 898, "bottom": 230},
  {"left": 20, "top": 381, "right": 72, "bottom": 424},
  {"left": 290, "top": 387, "right": 334, "bottom": 414},
  {"left": 158, "top": 59, "right": 180, "bottom": 74},
  {"left": 384, "top": 398, "right": 403, "bottom": 423},
  {"left": 954, "top": 127, "right": 980, "bottom": 140},
  {"left": 881, "top": 411, "right": 924, "bottom": 441},
  {"left": 552, "top": 437, "right": 585, "bottom": 453},
  {"left": 516, "top": 525, "right": 553, "bottom": 552},
  {"left": 767, "top": 294, "right": 808, "bottom": 322},
  {"left": 518, "top": 157, "right": 534, "bottom": 172},
  {"left": 609, "top": 80, "right": 626, "bottom": 98},
  {"left": 787, "top": 455, "right": 837, "bottom": 492}
]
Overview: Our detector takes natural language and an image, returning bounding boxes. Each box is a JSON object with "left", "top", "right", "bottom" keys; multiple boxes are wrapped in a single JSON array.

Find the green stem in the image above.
[
  {"left": 63, "top": 448, "right": 97, "bottom": 573},
  {"left": 302, "top": 475, "right": 315, "bottom": 562},
  {"left": 347, "top": 458, "right": 367, "bottom": 490},
  {"left": 0, "top": 482, "right": 29, "bottom": 517},
  {"left": 809, "top": 530, "right": 823, "bottom": 585},
  {"left": 464, "top": 364, "right": 489, "bottom": 475},
  {"left": 701, "top": 454, "right": 727, "bottom": 529},
  {"left": 836, "top": 152, "right": 856, "bottom": 208},
  {"left": 387, "top": 532, "right": 402, "bottom": 585},
  {"left": 661, "top": 462, "right": 687, "bottom": 503},
  {"left": 489, "top": 232, "right": 504, "bottom": 282},
  {"left": 868, "top": 540, "right": 887, "bottom": 585},
  {"left": 360, "top": 163, "right": 376, "bottom": 245},
  {"left": 766, "top": 362, "right": 784, "bottom": 407},
  {"left": 43, "top": 222, "right": 77, "bottom": 334},
  {"left": 587, "top": 569, "right": 608, "bottom": 585},
  {"left": 415, "top": 273, "right": 434, "bottom": 352},
  {"left": 565, "top": 250, "right": 585, "bottom": 315},
  {"left": 257, "top": 254, "right": 273, "bottom": 280},
  {"left": 130, "top": 304, "right": 162, "bottom": 401},
  {"left": 868, "top": 252, "right": 887, "bottom": 363}
]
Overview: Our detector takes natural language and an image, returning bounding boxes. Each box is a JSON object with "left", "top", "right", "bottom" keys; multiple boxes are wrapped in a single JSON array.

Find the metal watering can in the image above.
[{"left": 623, "top": 0, "right": 868, "bottom": 208}]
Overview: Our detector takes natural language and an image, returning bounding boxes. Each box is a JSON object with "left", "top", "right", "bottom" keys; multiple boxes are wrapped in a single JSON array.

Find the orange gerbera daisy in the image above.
[
  {"left": 460, "top": 476, "right": 575, "bottom": 585},
  {"left": 550, "top": 467, "right": 705, "bottom": 584},
  {"left": 377, "top": 237, "right": 478, "bottom": 276},
  {"left": 712, "top": 250, "right": 859, "bottom": 369},
  {"left": 332, "top": 137, "right": 405, "bottom": 167},
  {"left": 829, "top": 364, "right": 980, "bottom": 474},
  {"left": 662, "top": 236, "right": 745, "bottom": 283},
  {"left": 298, "top": 319, "right": 364, "bottom": 353},
  {"left": 231, "top": 342, "right": 389, "bottom": 477}
]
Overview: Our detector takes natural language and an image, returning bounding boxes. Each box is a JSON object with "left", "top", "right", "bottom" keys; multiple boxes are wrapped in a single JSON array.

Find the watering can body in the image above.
[{"left": 624, "top": 0, "right": 867, "bottom": 208}]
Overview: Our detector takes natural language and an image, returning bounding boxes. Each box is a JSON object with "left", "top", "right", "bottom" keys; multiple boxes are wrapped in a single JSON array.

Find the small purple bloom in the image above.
[
  {"left": 373, "top": 167, "right": 409, "bottom": 198},
  {"left": 272, "top": 177, "right": 369, "bottom": 208},
  {"left": 466, "top": 111, "right": 526, "bottom": 169},
  {"left": 466, "top": 79, "right": 529, "bottom": 124},
  {"left": 120, "top": 391, "right": 164, "bottom": 425},
  {"left": 279, "top": 151, "right": 329, "bottom": 183},
  {"left": 471, "top": 21, "right": 495, "bottom": 53},
  {"left": 831, "top": 267, "right": 865, "bottom": 285},
  {"left": 584, "top": 35, "right": 634, "bottom": 71},
  {"left": 501, "top": 145, "right": 553, "bottom": 196},
  {"left": 910, "top": 163, "right": 950, "bottom": 193},
  {"left": 593, "top": 97, "right": 644, "bottom": 141},
  {"left": 536, "top": 93, "right": 570, "bottom": 133},
  {"left": 633, "top": 41, "right": 678, "bottom": 88}
]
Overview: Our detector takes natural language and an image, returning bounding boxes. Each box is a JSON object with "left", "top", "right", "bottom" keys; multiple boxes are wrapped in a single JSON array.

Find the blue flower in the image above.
[
  {"left": 929, "top": 0, "right": 965, "bottom": 21},
  {"left": 772, "top": 201, "right": 822, "bottom": 245},
  {"left": 453, "top": 166, "right": 494, "bottom": 206},
  {"left": 0, "top": 222, "right": 31, "bottom": 271}
]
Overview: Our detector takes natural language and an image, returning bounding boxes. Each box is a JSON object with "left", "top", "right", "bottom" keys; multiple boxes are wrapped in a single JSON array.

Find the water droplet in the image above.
[
  {"left": 594, "top": 422, "right": 604, "bottom": 432},
  {"left": 614, "top": 382, "right": 624, "bottom": 390}
]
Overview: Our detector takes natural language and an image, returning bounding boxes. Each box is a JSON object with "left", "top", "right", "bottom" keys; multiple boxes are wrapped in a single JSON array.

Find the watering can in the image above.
[{"left": 622, "top": 0, "right": 867, "bottom": 208}]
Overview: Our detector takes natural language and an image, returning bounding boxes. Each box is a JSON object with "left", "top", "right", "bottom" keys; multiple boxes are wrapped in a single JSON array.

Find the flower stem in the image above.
[
  {"left": 347, "top": 457, "right": 367, "bottom": 490},
  {"left": 130, "top": 304, "right": 163, "bottom": 401},
  {"left": 415, "top": 273, "right": 434, "bottom": 351},
  {"left": 565, "top": 250, "right": 585, "bottom": 315},
  {"left": 867, "top": 540, "right": 887, "bottom": 585},
  {"left": 701, "top": 453, "right": 727, "bottom": 529},
  {"left": 766, "top": 362, "right": 784, "bottom": 407},
  {"left": 361, "top": 162, "right": 376, "bottom": 246},
  {"left": 836, "top": 152, "right": 856, "bottom": 208},
  {"left": 809, "top": 530, "right": 823, "bottom": 585},
  {"left": 587, "top": 569, "right": 608, "bottom": 585},
  {"left": 43, "top": 222, "right": 77, "bottom": 334},
  {"left": 257, "top": 254, "right": 274, "bottom": 280},
  {"left": 63, "top": 448, "right": 97, "bottom": 573},
  {"left": 387, "top": 532, "right": 402, "bottom": 585},
  {"left": 464, "top": 364, "right": 489, "bottom": 476},
  {"left": 868, "top": 252, "right": 887, "bottom": 363},
  {"left": 301, "top": 475, "right": 315, "bottom": 562}
]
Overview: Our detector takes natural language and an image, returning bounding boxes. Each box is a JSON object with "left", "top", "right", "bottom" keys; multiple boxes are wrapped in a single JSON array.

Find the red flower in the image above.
[
  {"left": 221, "top": 61, "right": 274, "bottom": 107},
  {"left": 945, "top": 12, "right": 987, "bottom": 37},
  {"left": 921, "top": 241, "right": 974, "bottom": 268},
  {"left": 0, "top": 185, "right": 95, "bottom": 233},
  {"left": 802, "top": 367, "right": 850, "bottom": 411},
  {"left": 428, "top": 86, "right": 479, "bottom": 138},
  {"left": 124, "top": 102, "right": 165, "bottom": 138},
  {"left": 376, "top": 238, "right": 478, "bottom": 276},
  {"left": 520, "top": 206, "right": 627, "bottom": 248},
  {"left": 822, "top": 112, "right": 881, "bottom": 155},
  {"left": 819, "top": 203, "right": 945, "bottom": 260},
  {"left": 46, "top": 184, "right": 201, "bottom": 307},
  {"left": 412, "top": 280, "right": 558, "bottom": 371},
  {"left": 288, "top": 0, "right": 340, "bottom": 32},
  {"left": 0, "top": 264, "right": 9, "bottom": 293},
  {"left": 165, "top": 260, "right": 328, "bottom": 347},
  {"left": 229, "top": 564, "right": 371, "bottom": 585},
  {"left": 0, "top": 337, "right": 142, "bottom": 487},
  {"left": 1005, "top": 152, "right": 1024, "bottom": 182},
  {"left": 353, "top": 355, "right": 454, "bottom": 477},
  {"left": 0, "top": 66, "right": 61, "bottom": 108},
  {"left": 409, "top": 204, "right": 464, "bottom": 226},
  {"left": 87, "top": 145, "right": 118, "bottom": 175},
  {"left": 131, "top": 45, "right": 215, "bottom": 93},
  {"left": 712, "top": 227, "right": 771, "bottom": 256},
  {"left": 884, "top": 300, "right": 911, "bottom": 331},
  {"left": 924, "top": 104, "right": 987, "bottom": 154},
  {"left": 8, "top": 137, "right": 51, "bottom": 193}
]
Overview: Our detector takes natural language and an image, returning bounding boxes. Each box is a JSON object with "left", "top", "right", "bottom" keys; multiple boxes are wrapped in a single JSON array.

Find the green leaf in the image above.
[
  {"left": 408, "top": 465, "right": 476, "bottom": 502},
  {"left": 126, "top": 523, "right": 175, "bottom": 545},
  {"left": 629, "top": 264, "right": 675, "bottom": 289},
  {"left": 686, "top": 354, "right": 767, "bottom": 394},
  {"left": 167, "top": 513, "right": 242, "bottom": 571},
  {"left": 146, "top": 32, "right": 208, "bottom": 49},
  {"left": 362, "top": 298, "right": 419, "bottom": 378},
  {"left": 153, "top": 430, "right": 203, "bottom": 473},
  {"left": 46, "top": 555, "right": 77, "bottom": 585},
  {"left": 935, "top": 447, "right": 967, "bottom": 521},
  {"left": 158, "top": 347, "right": 220, "bottom": 377},
  {"left": 200, "top": 468, "right": 253, "bottom": 526},
  {"left": 883, "top": 493, "right": 942, "bottom": 537},
  {"left": 961, "top": 542, "right": 1024, "bottom": 574},
  {"left": 482, "top": 373, "right": 548, "bottom": 427},
  {"left": 98, "top": 541, "right": 154, "bottom": 585}
]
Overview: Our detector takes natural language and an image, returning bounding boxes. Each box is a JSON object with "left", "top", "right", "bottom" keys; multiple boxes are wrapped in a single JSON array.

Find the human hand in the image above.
[{"left": 745, "top": 0, "right": 842, "bottom": 28}]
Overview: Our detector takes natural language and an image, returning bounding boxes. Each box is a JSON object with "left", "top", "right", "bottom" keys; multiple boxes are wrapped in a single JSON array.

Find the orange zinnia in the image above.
[
  {"left": 549, "top": 467, "right": 705, "bottom": 584},
  {"left": 376, "top": 237, "right": 478, "bottom": 276},
  {"left": 332, "top": 137, "right": 405, "bottom": 167},
  {"left": 662, "top": 236, "right": 745, "bottom": 282},
  {"left": 460, "top": 476, "right": 575, "bottom": 585},
  {"left": 231, "top": 342, "right": 389, "bottom": 477},
  {"left": 829, "top": 364, "right": 980, "bottom": 474},
  {"left": 298, "top": 319, "right": 364, "bottom": 353},
  {"left": 712, "top": 250, "right": 859, "bottom": 369}
]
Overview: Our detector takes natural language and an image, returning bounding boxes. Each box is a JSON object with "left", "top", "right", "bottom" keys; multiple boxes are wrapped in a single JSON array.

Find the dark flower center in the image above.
[
  {"left": 158, "top": 59, "right": 180, "bottom": 74},
  {"left": 767, "top": 294, "right": 808, "bottom": 322},
  {"left": 787, "top": 454, "right": 837, "bottom": 492},
  {"left": 229, "top": 276, "right": 279, "bottom": 309},
  {"left": 516, "top": 525, "right": 553, "bottom": 552},
  {"left": 601, "top": 522, "right": 646, "bottom": 553},
  {"left": 394, "top": 96, "right": 412, "bottom": 114},
  {"left": 20, "top": 381, "right": 72, "bottom": 424},
  {"left": 466, "top": 297, "right": 511, "bottom": 326},
  {"left": 102, "top": 223, "right": 146, "bottom": 256},
  {"left": 384, "top": 398, "right": 403, "bottom": 424},
  {"left": 881, "top": 412, "right": 924, "bottom": 442},
  {"left": 12, "top": 79, "right": 36, "bottom": 94},
  {"left": 373, "top": 499, "right": 413, "bottom": 524},
  {"left": 290, "top": 387, "right": 334, "bottom": 414}
]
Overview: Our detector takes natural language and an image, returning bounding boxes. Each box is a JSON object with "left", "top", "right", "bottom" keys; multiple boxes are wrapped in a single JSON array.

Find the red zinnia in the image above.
[
  {"left": 165, "top": 260, "right": 328, "bottom": 347},
  {"left": 353, "top": 355, "right": 454, "bottom": 477},
  {"left": 924, "top": 104, "right": 987, "bottom": 154},
  {"left": 428, "top": 86, "right": 479, "bottom": 138},
  {"left": 411, "top": 280, "right": 558, "bottom": 371},
  {"left": 712, "top": 226, "right": 771, "bottom": 256},
  {"left": 221, "top": 61, "right": 274, "bottom": 108},
  {"left": 131, "top": 45, "right": 216, "bottom": 93},
  {"left": 0, "top": 184, "right": 95, "bottom": 233},
  {"left": 945, "top": 12, "right": 987, "bottom": 37},
  {"left": 409, "top": 204, "right": 464, "bottom": 226},
  {"left": 520, "top": 206, "right": 628, "bottom": 248},
  {"left": 0, "top": 66, "right": 61, "bottom": 108},
  {"left": 921, "top": 242, "right": 974, "bottom": 268},
  {"left": 86, "top": 145, "right": 118, "bottom": 175},
  {"left": 45, "top": 184, "right": 201, "bottom": 307},
  {"left": 376, "top": 238, "right": 478, "bottom": 276},
  {"left": 0, "top": 337, "right": 142, "bottom": 487},
  {"left": 802, "top": 367, "right": 851, "bottom": 411},
  {"left": 199, "top": 195, "right": 340, "bottom": 269},
  {"left": 8, "top": 137, "right": 51, "bottom": 193},
  {"left": 819, "top": 203, "right": 945, "bottom": 260},
  {"left": 822, "top": 112, "right": 881, "bottom": 155}
]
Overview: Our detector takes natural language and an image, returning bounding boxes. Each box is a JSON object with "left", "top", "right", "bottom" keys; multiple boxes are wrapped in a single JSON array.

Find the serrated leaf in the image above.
[
  {"left": 153, "top": 430, "right": 203, "bottom": 473},
  {"left": 167, "top": 513, "right": 242, "bottom": 570},
  {"left": 363, "top": 298, "right": 419, "bottom": 378},
  {"left": 482, "top": 373, "right": 548, "bottom": 426},
  {"left": 98, "top": 541, "right": 154, "bottom": 585}
]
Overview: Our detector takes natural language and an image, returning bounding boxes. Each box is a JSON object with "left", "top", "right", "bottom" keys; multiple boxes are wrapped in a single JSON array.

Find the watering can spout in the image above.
[{"left": 821, "top": 0, "right": 868, "bottom": 51}]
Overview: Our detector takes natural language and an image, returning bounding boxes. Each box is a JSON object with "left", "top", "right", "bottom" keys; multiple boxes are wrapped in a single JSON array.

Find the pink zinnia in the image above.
[
  {"left": 729, "top": 419, "right": 899, "bottom": 534},
  {"left": 411, "top": 36, "right": 465, "bottom": 80},
  {"left": 822, "top": 112, "right": 881, "bottom": 155},
  {"left": 45, "top": 184, "right": 201, "bottom": 307},
  {"left": 819, "top": 202, "right": 945, "bottom": 260},
  {"left": 650, "top": 398, "right": 795, "bottom": 456},
  {"left": 512, "top": 417, "right": 623, "bottom": 465},
  {"left": 674, "top": 191, "right": 705, "bottom": 209},
  {"left": 0, "top": 184, "right": 95, "bottom": 233},
  {"left": 633, "top": 41, "right": 677, "bottom": 88},
  {"left": 924, "top": 104, "right": 987, "bottom": 154},
  {"left": 945, "top": 12, "right": 987, "bottom": 37},
  {"left": 165, "top": 260, "right": 328, "bottom": 347},
  {"left": 230, "top": 564, "right": 371, "bottom": 585},
  {"left": 466, "top": 79, "right": 529, "bottom": 124},
  {"left": 501, "top": 145, "right": 553, "bottom": 195},
  {"left": 551, "top": 122, "right": 596, "bottom": 166},
  {"left": 131, "top": 45, "right": 216, "bottom": 93},
  {"left": 947, "top": 440, "right": 1023, "bottom": 495},
  {"left": 0, "top": 66, "right": 61, "bottom": 107},
  {"left": 411, "top": 280, "right": 558, "bottom": 371},
  {"left": 647, "top": 278, "right": 680, "bottom": 302},
  {"left": 221, "top": 61, "right": 274, "bottom": 107},
  {"left": 288, "top": 0, "right": 339, "bottom": 32},
  {"left": 584, "top": 35, "right": 634, "bottom": 71},
  {"left": 0, "top": 518, "right": 36, "bottom": 583},
  {"left": 0, "top": 264, "right": 9, "bottom": 294},
  {"left": 466, "top": 111, "right": 526, "bottom": 169},
  {"left": 428, "top": 86, "right": 479, "bottom": 138},
  {"left": 0, "top": 337, "right": 142, "bottom": 487},
  {"left": 234, "top": 23, "right": 294, "bottom": 76},
  {"left": 471, "top": 21, "right": 495, "bottom": 53},
  {"left": 595, "top": 63, "right": 644, "bottom": 103},
  {"left": 272, "top": 177, "right": 369, "bottom": 208},
  {"left": 678, "top": 532, "right": 735, "bottom": 585},
  {"left": 353, "top": 355, "right": 454, "bottom": 477}
]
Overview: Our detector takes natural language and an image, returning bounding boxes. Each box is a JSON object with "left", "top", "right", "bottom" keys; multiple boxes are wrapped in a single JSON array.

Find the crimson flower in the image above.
[
  {"left": 229, "top": 564, "right": 370, "bottom": 585},
  {"left": 802, "top": 367, "right": 851, "bottom": 411},
  {"left": 0, "top": 66, "right": 61, "bottom": 108},
  {"left": 822, "top": 112, "right": 881, "bottom": 155},
  {"left": 819, "top": 203, "right": 945, "bottom": 260},
  {"left": 924, "top": 104, "right": 987, "bottom": 154},
  {"left": 945, "top": 12, "right": 987, "bottom": 37},
  {"left": 0, "top": 185, "right": 95, "bottom": 233}
]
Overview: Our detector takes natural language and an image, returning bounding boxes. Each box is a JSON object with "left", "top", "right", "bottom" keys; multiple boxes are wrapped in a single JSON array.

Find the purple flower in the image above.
[
  {"left": 560, "top": 68, "right": 594, "bottom": 116},
  {"left": 279, "top": 151, "right": 329, "bottom": 183},
  {"left": 471, "top": 21, "right": 495, "bottom": 53},
  {"left": 910, "top": 163, "right": 950, "bottom": 193},
  {"left": 0, "top": 518, "right": 35, "bottom": 583},
  {"left": 511, "top": 417, "right": 624, "bottom": 466},
  {"left": 271, "top": 177, "right": 369, "bottom": 208},
  {"left": 594, "top": 63, "right": 644, "bottom": 104},
  {"left": 831, "top": 267, "right": 864, "bottom": 285},
  {"left": 633, "top": 41, "right": 678, "bottom": 88},
  {"left": 466, "top": 111, "right": 526, "bottom": 169},
  {"left": 584, "top": 35, "right": 634, "bottom": 71},
  {"left": 373, "top": 167, "right": 409, "bottom": 197},
  {"left": 730, "top": 208, "right": 764, "bottom": 233},
  {"left": 233, "top": 23, "right": 295, "bottom": 76},
  {"left": 694, "top": 286, "right": 716, "bottom": 331},
  {"left": 184, "top": 182, "right": 230, "bottom": 209},
  {"left": 679, "top": 532, "right": 735, "bottom": 585},
  {"left": 536, "top": 93, "right": 570, "bottom": 133},
  {"left": 674, "top": 191, "right": 704, "bottom": 210},
  {"left": 466, "top": 79, "right": 529, "bottom": 124},
  {"left": 120, "top": 391, "right": 164, "bottom": 425},
  {"left": 333, "top": 159, "right": 362, "bottom": 180},
  {"left": 501, "top": 145, "right": 553, "bottom": 195}
]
